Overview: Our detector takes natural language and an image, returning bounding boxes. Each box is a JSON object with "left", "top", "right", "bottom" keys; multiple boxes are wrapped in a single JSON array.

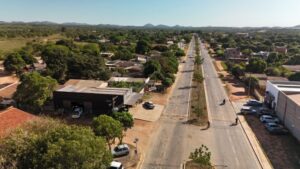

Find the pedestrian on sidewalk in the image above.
[
  {"left": 235, "top": 117, "right": 239, "bottom": 125},
  {"left": 207, "top": 121, "right": 210, "bottom": 128}
]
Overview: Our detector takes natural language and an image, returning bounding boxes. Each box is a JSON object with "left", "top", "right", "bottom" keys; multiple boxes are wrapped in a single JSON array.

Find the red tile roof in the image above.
[{"left": 0, "top": 107, "right": 37, "bottom": 137}]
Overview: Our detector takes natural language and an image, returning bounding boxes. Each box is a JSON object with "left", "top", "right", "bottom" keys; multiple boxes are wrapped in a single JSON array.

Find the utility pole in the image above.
[{"left": 248, "top": 73, "right": 251, "bottom": 97}]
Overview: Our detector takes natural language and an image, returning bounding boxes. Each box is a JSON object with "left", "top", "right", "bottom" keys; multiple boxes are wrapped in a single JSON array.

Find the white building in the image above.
[{"left": 265, "top": 81, "right": 300, "bottom": 141}]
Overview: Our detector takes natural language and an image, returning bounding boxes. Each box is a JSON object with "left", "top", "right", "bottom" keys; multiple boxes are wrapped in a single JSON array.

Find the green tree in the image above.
[
  {"left": 112, "top": 112, "right": 134, "bottom": 131},
  {"left": 265, "top": 67, "right": 281, "bottom": 76},
  {"left": 92, "top": 115, "right": 123, "bottom": 150},
  {"left": 13, "top": 72, "right": 57, "bottom": 113},
  {"left": 3, "top": 52, "right": 26, "bottom": 74},
  {"left": 288, "top": 72, "right": 300, "bottom": 81},
  {"left": 112, "top": 47, "right": 133, "bottom": 60},
  {"left": 189, "top": 145, "right": 212, "bottom": 168},
  {"left": 82, "top": 43, "right": 100, "bottom": 56},
  {"left": 18, "top": 49, "right": 37, "bottom": 65},
  {"left": 0, "top": 119, "right": 112, "bottom": 169},
  {"left": 112, "top": 111, "right": 134, "bottom": 144},
  {"left": 162, "top": 77, "right": 173, "bottom": 87},
  {"left": 246, "top": 58, "right": 267, "bottom": 73},
  {"left": 135, "top": 39, "right": 150, "bottom": 54},
  {"left": 41, "top": 45, "right": 70, "bottom": 81},
  {"left": 175, "top": 49, "right": 185, "bottom": 57},
  {"left": 68, "top": 53, "right": 111, "bottom": 80},
  {"left": 193, "top": 71, "right": 204, "bottom": 83},
  {"left": 144, "top": 60, "right": 161, "bottom": 76},
  {"left": 231, "top": 64, "right": 245, "bottom": 78}
]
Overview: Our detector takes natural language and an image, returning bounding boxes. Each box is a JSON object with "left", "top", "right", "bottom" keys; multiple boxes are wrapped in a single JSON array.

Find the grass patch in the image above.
[
  {"left": 189, "top": 37, "right": 208, "bottom": 126},
  {"left": 0, "top": 38, "right": 28, "bottom": 53},
  {"left": 220, "top": 61, "right": 228, "bottom": 70},
  {"left": 186, "top": 161, "right": 214, "bottom": 169}
]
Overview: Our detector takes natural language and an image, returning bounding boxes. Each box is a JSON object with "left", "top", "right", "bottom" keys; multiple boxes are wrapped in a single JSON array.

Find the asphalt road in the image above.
[
  {"left": 199, "top": 40, "right": 261, "bottom": 169},
  {"left": 141, "top": 37, "right": 196, "bottom": 169},
  {"left": 141, "top": 37, "right": 261, "bottom": 169}
]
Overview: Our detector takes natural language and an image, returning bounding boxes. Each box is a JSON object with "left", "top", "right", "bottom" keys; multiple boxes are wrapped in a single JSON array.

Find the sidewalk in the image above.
[{"left": 231, "top": 100, "right": 273, "bottom": 169}]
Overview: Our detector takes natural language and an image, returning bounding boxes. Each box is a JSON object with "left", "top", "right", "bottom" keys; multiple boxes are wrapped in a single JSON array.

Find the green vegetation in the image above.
[
  {"left": 112, "top": 111, "right": 134, "bottom": 131},
  {"left": 187, "top": 145, "right": 213, "bottom": 169},
  {"left": 202, "top": 29, "right": 300, "bottom": 81},
  {"left": 190, "top": 36, "right": 208, "bottom": 125},
  {"left": 13, "top": 72, "right": 57, "bottom": 113},
  {"left": 0, "top": 119, "right": 112, "bottom": 169},
  {"left": 112, "top": 111, "right": 134, "bottom": 144},
  {"left": 109, "top": 81, "right": 143, "bottom": 92},
  {"left": 3, "top": 52, "right": 26, "bottom": 74},
  {"left": 220, "top": 61, "right": 228, "bottom": 70},
  {"left": 92, "top": 115, "right": 123, "bottom": 150}
]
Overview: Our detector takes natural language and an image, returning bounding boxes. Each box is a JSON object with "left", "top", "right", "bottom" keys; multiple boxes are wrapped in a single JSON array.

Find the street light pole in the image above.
[
  {"left": 134, "top": 138, "right": 139, "bottom": 155},
  {"left": 248, "top": 73, "right": 251, "bottom": 97}
]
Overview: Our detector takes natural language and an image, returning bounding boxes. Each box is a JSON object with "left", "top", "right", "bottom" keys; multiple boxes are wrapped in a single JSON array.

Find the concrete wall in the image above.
[
  {"left": 266, "top": 81, "right": 280, "bottom": 108},
  {"left": 276, "top": 92, "right": 300, "bottom": 141}
]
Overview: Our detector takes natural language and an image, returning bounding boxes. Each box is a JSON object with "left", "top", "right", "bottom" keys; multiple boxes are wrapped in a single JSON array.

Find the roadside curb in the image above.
[
  {"left": 231, "top": 101, "right": 273, "bottom": 169},
  {"left": 136, "top": 153, "right": 145, "bottom": 169}
]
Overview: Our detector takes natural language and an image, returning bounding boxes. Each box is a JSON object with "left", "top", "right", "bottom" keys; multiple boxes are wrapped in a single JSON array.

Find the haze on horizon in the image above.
[{"left": 0, "top": 0, "right": 299, "bottom": 27}]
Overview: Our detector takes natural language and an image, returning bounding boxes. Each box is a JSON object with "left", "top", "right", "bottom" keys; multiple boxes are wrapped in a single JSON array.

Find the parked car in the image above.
[
  {"left": 71, "top": 106, "right": 83, "bottom": 119},
  {"left": 257, "top": 107, "right": 276, "bottom": 117},
  {"left": 240, "top": 106, "right": 257, "bottom": 115},
  {"left": 143, "top": 101, "right": 155, "bottom": 109},
  {"left": 109, "top": 161, "right": 124, "bottom": 169},
  {"left": 260, "top": 115, "right": 280, "bottom": 124},
  {"left": 112, "top": 144, "right": 130, "bottom": 157},
  {"left": 264, "top": 122, "right": 289, "bottom": 135},
  {"left": 245, "top": 99, "right": 263, "bottom": 107}
]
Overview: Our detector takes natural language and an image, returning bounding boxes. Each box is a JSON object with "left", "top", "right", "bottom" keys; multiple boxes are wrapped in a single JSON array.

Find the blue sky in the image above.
[{"left": 0, "top": 0, "right": 299, "bottom": 27}]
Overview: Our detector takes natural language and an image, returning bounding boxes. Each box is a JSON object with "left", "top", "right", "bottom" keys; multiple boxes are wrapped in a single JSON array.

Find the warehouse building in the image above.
[
  {"left": 265, "top": 81, "right": 300, "bottom": 141},
  {"left": 53, "top": 79, "right": 142, "bottom": 115}
]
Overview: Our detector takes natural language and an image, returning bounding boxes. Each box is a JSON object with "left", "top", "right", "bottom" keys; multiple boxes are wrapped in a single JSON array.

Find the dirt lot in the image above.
[
  {"left": 214, "top": 60, "right": 249, "bottom": 101},
  {"left": 123, "top": 119, "right": 157, "bottom": 155},
  {"left": 245, "top": 115, "right": 300, "bottom": 169},
  {"left": 0, "top": 71, "right": 18, "bottom": 85}
]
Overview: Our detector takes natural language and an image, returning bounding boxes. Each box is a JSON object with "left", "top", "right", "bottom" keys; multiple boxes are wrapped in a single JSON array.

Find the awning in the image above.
[{"left": 124, "top": 93, "right": 143, "bottom": 106}]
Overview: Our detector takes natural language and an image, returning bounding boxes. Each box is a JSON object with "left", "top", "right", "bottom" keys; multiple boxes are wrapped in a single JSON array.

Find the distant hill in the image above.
[{"left": 293, "top": 25, "right": 300, "bottom": 29}]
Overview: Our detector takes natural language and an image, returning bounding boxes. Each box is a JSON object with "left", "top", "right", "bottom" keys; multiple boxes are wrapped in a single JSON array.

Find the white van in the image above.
[{"left": 109, "top": 161, "right": 124, "bottom": 169}]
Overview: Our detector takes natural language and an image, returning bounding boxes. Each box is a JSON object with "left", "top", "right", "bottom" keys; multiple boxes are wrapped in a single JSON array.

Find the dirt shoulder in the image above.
[{"left": 214, "top": 60, "right": 249, "bottom": 101}]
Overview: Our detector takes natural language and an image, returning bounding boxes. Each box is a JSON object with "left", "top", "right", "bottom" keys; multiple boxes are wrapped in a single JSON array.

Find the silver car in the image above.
[
  {"left": 112, "top": 144, "right": 130, "bottom": 157},
  {"left": 260, "top": 115, "right": 279, "bottom": 124}
]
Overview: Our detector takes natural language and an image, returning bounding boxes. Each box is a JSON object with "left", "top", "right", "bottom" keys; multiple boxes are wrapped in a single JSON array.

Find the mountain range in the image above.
[{"left": 0, "top": 21, "right": 300, "bottom": 29}]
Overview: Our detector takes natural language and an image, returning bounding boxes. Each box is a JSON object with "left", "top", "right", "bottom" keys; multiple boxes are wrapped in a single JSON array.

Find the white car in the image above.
[
  {"left": 109, "top": 161, "right": 124, "bottom": 169},
  {"left": 112, "top": 144, "right": 130, "bottom": 157},
  {"left": 260, "top": 115, "right": 279, "bottom": 124},
  {"left": 71, "top": 106, "right": 83, "bottom": 119},
  {"left": 240, "top": 106, "right": 257, "bottom": 115}
]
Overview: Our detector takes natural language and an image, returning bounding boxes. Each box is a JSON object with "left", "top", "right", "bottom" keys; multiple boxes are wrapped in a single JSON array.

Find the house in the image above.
[
  {"left": 100, "top": 52, "right": 114, "bottom": 58},
  {"left": 251, "top": 51, "right": 270, "bottom": 60},
  {"left": 224, "top": 48, "right": 248, "bottom": 63},
  {"left": 282, "top": 65, "right": 300, "bottom": 73},
  {"left": 105, "top": 60, "right": 135, "bottom": 70},
  {"left": 236, "top": 32, "right": 249, "bottom": 38},
  {"left": 0, "top": 107, "right": 37, "bottom": 137},
  {"left": 99, "top": 39, "right": 110, "bottom": 43},
  {"left": 134, "top": 54, "right": 149, "bottom": 64},
  {"left": 275, "top": 46, "right": 288, "bottom": 54},
  {"left": 224, "top": 48, "right": 241, "bottom": 59},
  {"left": 150, "top": 50, "right": 162, "bottom": 57},
  {"left": 167, "top": 41, "right": 174, "bottom": 46},
  {"left": 108, "top": 77, "right": 150, "bottom": 92},
  {"left": 177, "top": 42, "right": 185, "bottom": 50},
  {"left": 53, "top": 79, "right": 143, "bottom": 114},
  {"left": 108, "top": 77, "right": 150, "bottom": 84},
  {"left": 265, "top": 81, "right": 300, "bottom": 141}
]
